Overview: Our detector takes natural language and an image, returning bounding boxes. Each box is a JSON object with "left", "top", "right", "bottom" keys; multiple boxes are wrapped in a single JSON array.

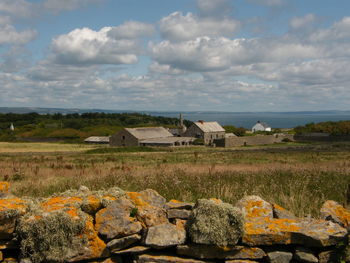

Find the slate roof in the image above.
[
  {"left": 194, "top": 121, "right": 225, "bottom": 133},
  {"left": 140, "top": 137, "right": 196, "bottom": 144},
  {"left": 255, "top": 122, "right": 270, "bottom": 129},
  {"left": 125, "top": 127, "right": 173, "bottom": 140}
]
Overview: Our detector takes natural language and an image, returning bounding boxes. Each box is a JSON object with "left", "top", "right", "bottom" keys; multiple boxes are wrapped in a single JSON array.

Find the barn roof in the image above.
[
  {"left": 140, "top": 137, "right": 195, "bottom": 144},
  {"left": 125, "top": 127, "right": 173, "bottom": 140},
  {"left": 193, "top": 121, "right": 225, "bottom": 133},
  {"left": 84, "top": 136, "right": 110, "bottom": 143}
]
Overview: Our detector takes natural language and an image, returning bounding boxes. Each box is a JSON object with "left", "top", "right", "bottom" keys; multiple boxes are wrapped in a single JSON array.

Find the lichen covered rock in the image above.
[
  {"left": 95, "top": 197, "right": 142, "bottom": 240},
  {"left": 126, "top": 190, "right": 168, "bottom": 227},
  {"left": 144, "top": 223, "right": 186, "bottom": 248},
  {"left": 236, "top": 195, "right": 273, "bottom": 219},
  {"left": 187, "top": 199, "right": 243, "bottom": 246},
  {"left": 17, "top": 196, "right": 107, "bottom": 263},
  {"left": 0, "top": 197, "right": 28, "bottom": 239},
  {"left": 243, "top": 217, "right": 347, "bottom": 247},
  {"left": 321, "top": 200, "right": 350, "bottom": 229}
]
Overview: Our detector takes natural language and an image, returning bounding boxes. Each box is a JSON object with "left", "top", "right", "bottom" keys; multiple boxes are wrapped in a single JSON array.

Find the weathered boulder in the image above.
[
  {"left": 239, "top": 196, "right": 348, "bottom": 247},
  {"left": 267, "top": 251, "right": 293, "bottom": 263},
  {"left": 111, "top": 246, "right": 151, "bottom": 255},
  {"left": 95, "top": 197, "right": 142, "bottom": 240},
  {"left": 321, "top": 200, "right": 350, "bottom": 230},
  {"left": 243, "top": 217, "right": 347, "bottom": 247},
  {"left": 126, "top": 190, "right": 168, "bottom": 227},
  {"left": 294, "top": 247, "right": 318, "bottom": 263},
  {"left": 236, "top": 195, "right": 273, "bottom": 219},
  {"left": 107, "top": 234, "right": 141, "bottom": 252},
  {"left": 17, "top": 196, "right": 108, "bottom": 263},
  {"left": 0, "top": 197, "right": 28, "bottom": 239},
  {"left": 177, "top": 244, "right": 265, "bottom": 260},
  {"left": 166, "top": 200, "right": 194, "bottom": 210},
  {"left": 272, "top": 204, "right": 296, "bottom": 219},
  {"left": 135, "top": 253, "right": 214, "bottom": 263},
  {"left": 167, "top": 209, "right": 191, "bottom": 219},
  {"left": 187, "top": 199, "right": 243, "bottom": 246},
  {"left": 144, "top": 223, "right": 186, "bottom": 248}
]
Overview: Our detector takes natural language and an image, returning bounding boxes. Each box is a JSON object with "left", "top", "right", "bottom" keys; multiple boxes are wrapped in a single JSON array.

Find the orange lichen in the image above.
[
  {"left": 41, "top": 196, "right": 83, "bottom": 218},
  {"left": 0, "top": 182, "right": 10, "bottom": 194},
  {"left": 169, "top": 199, "right": 183, "bottom": 203},
  {"left": 126, "top": 192, "right": 150, "bottom": 207},
  {"left": 273, "top": 204, "right": 287, "bottom": 211},
  {"left": 244, "top": 200, "right": 272, "bottom": 218},
  {"left": 209, "top": 198, "right": 222, "bottom": 204},
  {"left": 0, "top": 198, "right": 27, "bottom": 213},
  {"left": 244, "top": 217, "right": 301, "bottom": 235}
]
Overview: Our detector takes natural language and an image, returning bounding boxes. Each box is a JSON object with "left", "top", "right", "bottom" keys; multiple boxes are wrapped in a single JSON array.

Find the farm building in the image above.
[
  {"left": 252, "top": 121, "right": 272, "bottom": 132},
  {"left": 84, "top": 136, "right": 110, "bottom": 144},
  {"left": 110, "top": 127, "right": 195, "bottom": 147},
  {"left": 183, "top": 121, "right": 225, "bottom": 145}
]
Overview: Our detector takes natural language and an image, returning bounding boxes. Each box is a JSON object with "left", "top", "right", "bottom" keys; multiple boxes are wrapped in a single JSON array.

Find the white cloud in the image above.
[
  {"left": 290, "top": 14, "right": 316, "bottom": 29},
  {"left": 51, "top": 27, "right": 141, "bottom": 65},
  {"left": 107, "top": 21, "right": 155, "bottom": 39},
  {"left": 0, "top": 24, "right": 37, "bottom": 45},
  {"left": 310, "top": 17, "right": 350, "bottom": 42},
  {"left": 150, "top": 36, "right": 319, "bottom": 72},
  {"left": 159, "top": 12, "right": 240, "bottom": 42}
]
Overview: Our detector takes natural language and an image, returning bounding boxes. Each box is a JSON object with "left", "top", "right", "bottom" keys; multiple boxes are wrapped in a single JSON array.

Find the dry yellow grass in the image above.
[
  {"left": 0, "top": 142, "right": 97, "bottom": 153},
  {"left": 1, "top": 142, "right": 350, "bottom": 217}
]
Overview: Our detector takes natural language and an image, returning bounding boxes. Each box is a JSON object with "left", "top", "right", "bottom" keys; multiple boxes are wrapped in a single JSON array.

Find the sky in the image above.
[{"left": 1, "top": 0, "right": 350, "bottom": 112}]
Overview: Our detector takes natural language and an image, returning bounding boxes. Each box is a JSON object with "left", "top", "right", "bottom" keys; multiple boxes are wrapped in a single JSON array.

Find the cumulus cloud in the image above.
[
  {"left": 150, "top": 36, "right": 320, "bottom": 72},
  {"left": 107, "top": 21, "right": 155, "bottom": 39},
  {"left": 51, "top": 27, "right": 143, "bottom": 65},
  {"left": 310, "top": 17, "right": 350, "bottom": 41},
  {"left": 159, "top": 12, "right": 240, "bottom": 41}
]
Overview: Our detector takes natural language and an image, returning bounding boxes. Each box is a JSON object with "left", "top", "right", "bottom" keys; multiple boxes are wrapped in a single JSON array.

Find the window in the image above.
[{"left": 122, "top": 135, "right": 125, "bottom": 140}]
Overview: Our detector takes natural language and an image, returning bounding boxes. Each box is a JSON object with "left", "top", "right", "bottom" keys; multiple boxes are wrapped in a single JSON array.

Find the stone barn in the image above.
[
  {"left": 183, "top": 121, "right": 225, "bottom": 145},
  {"left": 110, "top": 127, "right": 195, "bottom": 147}
]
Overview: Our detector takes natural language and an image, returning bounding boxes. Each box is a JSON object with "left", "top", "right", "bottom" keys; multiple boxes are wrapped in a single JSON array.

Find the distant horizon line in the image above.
[{"left": 1, "top": 106, "right": 350, "bottom": 114}]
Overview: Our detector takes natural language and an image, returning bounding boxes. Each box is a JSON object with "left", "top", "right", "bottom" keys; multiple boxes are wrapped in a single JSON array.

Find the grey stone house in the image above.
[
  {"left": 183, "top": 121, "right": 225, "bottom": 145},
  {"left": 110, "top": 127, "right": 195, "bottom": 147}
]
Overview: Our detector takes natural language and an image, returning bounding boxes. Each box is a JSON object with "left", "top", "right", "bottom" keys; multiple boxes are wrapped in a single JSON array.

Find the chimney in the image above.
[{"left": 198, "top": 120, "right": 204, "bottom": 124}]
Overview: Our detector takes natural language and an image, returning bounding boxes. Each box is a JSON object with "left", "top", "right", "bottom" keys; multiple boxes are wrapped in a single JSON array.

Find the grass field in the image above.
[{"left": 1, "top": 142, "right": 349, "bottom": 217}]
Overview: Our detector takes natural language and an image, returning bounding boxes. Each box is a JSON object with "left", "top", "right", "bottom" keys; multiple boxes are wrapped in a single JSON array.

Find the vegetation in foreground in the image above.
[{"left": 0, "top": 142, "right": 349, "bottom": 218}]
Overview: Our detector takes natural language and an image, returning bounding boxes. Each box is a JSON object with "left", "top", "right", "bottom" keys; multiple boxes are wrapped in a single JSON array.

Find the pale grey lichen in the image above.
[
  {"left": 187, "top": 199, "right": 244, "bottom": 246},
  {"left": 16, "top": 210, "right": 87, "bottom": 263}
]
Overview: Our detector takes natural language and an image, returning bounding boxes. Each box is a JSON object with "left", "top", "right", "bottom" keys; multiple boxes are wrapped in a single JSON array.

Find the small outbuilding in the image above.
[
  {"left": 252, "top": 121, "right": 271, "bottom": 132},
  {"left": 183, "top": 121, "right": 225, "bottom": 145},
  {"left": 110, "top": 127, "right": 195, "bottom": 147}
]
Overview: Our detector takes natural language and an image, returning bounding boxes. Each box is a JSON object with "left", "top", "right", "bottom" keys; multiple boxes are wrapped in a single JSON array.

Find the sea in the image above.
[{"left": 147, "top": 111, "right": 350, "bottom": 129}]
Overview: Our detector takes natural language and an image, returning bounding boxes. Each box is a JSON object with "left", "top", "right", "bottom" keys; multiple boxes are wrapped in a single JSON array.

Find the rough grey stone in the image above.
[
  {"left": 112, "top": 246, "right": 151, "bottom": 255},
  {"left": 167, "top": 209, "right": 191, "bottom": 219},
  {"left": 166, "top": 201, "right": 194, "bottom": 210},
  {"left": 187, "top": 199, "right": 243, "bottom": 246},
  {"left": 107, "top": 234, "right": 141, "bottom": 251},
  {"left": 177, "top": 244, "right": 265, "bottom": 260},
  {"left": 267, "top": 251, "right": 293, "bottom": 263},
  {"left": 144, "top": 223, "right": 186, "bottom": 248},
  {"left": 95, "top": 197, "right": 142, "bottom": 240},
  {"left": 318, "top": 250, "right": 340, "bottom": 263},
  {"left": 136, "top": 253, "right": 214, "bottom": 263},
  {"left": 294, "top": 247, "right": 318, "bottom": 263}
]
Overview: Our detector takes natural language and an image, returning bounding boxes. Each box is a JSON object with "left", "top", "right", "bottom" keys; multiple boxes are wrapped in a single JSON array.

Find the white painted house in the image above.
[{"left": 252, "top": 121, "right": 271, "bottom": 132}]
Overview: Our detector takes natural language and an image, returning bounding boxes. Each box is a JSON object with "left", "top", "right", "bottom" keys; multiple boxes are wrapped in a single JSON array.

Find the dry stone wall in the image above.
[{"left": 0, "top": 182, "right": 349, "bottom": 263}]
